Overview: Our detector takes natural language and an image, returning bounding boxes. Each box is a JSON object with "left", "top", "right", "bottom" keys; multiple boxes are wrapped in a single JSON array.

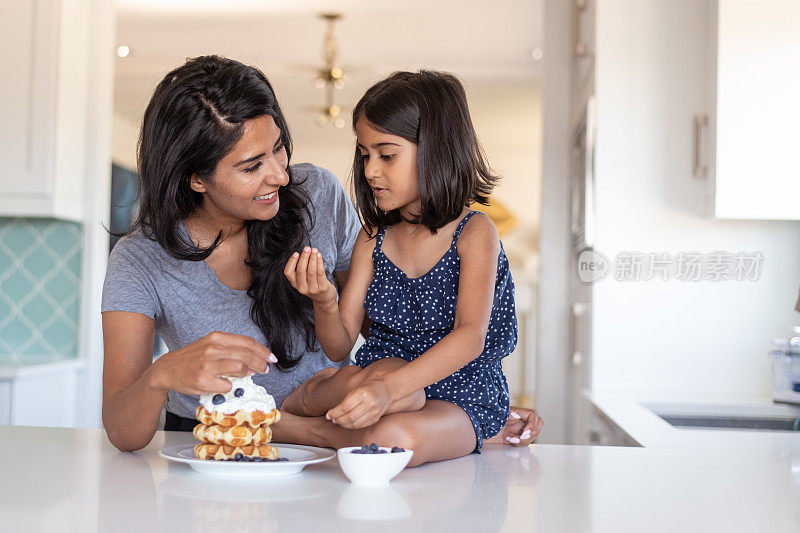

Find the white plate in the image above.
[{"left": 160, "top": 443, "right": 336, "bottom": 477}]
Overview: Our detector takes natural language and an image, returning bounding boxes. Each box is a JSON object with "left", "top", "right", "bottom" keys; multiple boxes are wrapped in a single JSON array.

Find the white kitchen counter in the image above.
[
  {"left": 589, "top": 391, "right": 800, "bottom": 453},
  {"left": 1, "top": 425, "right": 799, "bottom": 532}
]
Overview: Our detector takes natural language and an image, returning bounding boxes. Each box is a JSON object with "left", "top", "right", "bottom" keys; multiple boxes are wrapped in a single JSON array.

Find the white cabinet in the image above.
[
  {"left": 0, "top": 360, "right": 84, "bottom": 427},
  {"left": 707, "top": 0, "right": 800, "bottom": 220},
  {"left": 586, "top": 407, "right": 639, "bottom": 447},
  {"left": 0, "top": 0, "right": 88, "bottom": 222}
]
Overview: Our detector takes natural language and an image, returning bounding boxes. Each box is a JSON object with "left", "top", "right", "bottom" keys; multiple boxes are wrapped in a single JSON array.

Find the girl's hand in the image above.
[
  {"left": 148, "top": 331, "right": 277, "bottom": 395},
  {"left": 284, "top": 247, "right": 338, "bottom": 308},
  {"left": 485, "top": 407, "right": 543, "bottom": 446},
  {"left": 326, "top": 379, "right": 393, "bottom": 428}
]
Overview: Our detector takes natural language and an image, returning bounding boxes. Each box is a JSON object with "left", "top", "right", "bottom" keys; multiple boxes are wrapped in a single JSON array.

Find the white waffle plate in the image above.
[{"left": 160, "top": 443, "right": 335, "bottom": 477}]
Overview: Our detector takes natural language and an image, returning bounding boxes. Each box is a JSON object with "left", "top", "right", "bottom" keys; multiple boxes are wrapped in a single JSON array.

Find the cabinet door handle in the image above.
[
  {"left": 571, "top": 303, "right": 587, "bottom": 366},
  {"left": 575, "top": 0, "right": 589, "bottom": 57},
  {"left": 693, "top": 114, "right": 709, "bottom": 179}
]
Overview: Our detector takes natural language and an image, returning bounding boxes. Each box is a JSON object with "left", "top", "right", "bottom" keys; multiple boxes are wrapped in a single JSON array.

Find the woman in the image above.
[{"left": 101, "top": 55, "right": 541, "bottom": 453}]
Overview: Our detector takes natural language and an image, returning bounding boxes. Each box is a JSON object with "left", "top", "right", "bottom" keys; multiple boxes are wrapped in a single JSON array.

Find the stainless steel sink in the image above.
[{"left": 643, "top": 402, "right": 800, "bottom": 432}]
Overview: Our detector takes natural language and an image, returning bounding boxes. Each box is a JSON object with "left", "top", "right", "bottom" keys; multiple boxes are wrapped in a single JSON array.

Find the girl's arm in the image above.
[
  {"left": 327, "top": 215, "right": 501, "bottom": 428},
  {"left": 284, "top": 228, "right": 375, "bottom": 361}
]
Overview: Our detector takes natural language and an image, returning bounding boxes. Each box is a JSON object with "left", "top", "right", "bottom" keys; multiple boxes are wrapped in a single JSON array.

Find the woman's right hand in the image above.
[{"left": 148, "top": 331, "right": 277, "bottom": 395}]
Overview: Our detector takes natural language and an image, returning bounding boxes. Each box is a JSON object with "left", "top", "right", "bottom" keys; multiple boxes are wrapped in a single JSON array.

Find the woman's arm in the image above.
[
  {"left": 102, "top": 311, "right": 275, "bottom": 451},
  {"left": 284, "top": 228, "right": 375, "bottom": 361},
  {"left": 327, "top": 215, "right": 501, "bottom": 427},
  {"left": 102, "top": 311, "right": 165, "bottom": 451}
]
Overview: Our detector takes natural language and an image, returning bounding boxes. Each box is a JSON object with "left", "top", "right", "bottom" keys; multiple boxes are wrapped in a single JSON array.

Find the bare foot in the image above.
[
  {"left": 485, "top": 407, "right": 543, "bottom": 446},
  {"left": 280, "top": 367, "right": 338, "bottom": 416}
]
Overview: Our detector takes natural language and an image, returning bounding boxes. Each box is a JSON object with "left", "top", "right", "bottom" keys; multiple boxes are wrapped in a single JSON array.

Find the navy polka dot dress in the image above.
[{"left": 356, "top": 211, "right": 517, "bottom": 452}]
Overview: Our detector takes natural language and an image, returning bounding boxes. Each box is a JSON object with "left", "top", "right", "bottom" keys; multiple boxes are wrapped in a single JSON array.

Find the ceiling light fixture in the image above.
[
  {"left": 313, "top": 13, "right": 347, "bottom": 128},
  {"left": 116, "top": 45, "right": 130, "bottom": 58}
]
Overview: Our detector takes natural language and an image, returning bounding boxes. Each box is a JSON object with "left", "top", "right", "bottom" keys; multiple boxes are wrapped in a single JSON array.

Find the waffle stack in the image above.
[{"left": 193, "top": 404, "right": 281, "bottom": 461}]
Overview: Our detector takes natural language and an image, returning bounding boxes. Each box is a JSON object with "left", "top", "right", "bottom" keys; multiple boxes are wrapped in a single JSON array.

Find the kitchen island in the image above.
[{"left": 1, "top": 425, "right": 798, "bottom": 532}]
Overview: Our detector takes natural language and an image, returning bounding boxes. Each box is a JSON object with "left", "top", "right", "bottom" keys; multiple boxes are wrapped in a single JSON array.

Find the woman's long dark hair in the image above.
[
  {"left": 127, "top": 55, "right": 315, "bottom": 370},
  {"left": 352, "top": 70, "right": 500, "bottom": 235}
]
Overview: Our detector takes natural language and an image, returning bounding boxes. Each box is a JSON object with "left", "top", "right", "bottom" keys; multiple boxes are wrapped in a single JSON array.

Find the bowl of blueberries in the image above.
[{"left": 337, "top": 443, "right": 413, "bottom": 484}]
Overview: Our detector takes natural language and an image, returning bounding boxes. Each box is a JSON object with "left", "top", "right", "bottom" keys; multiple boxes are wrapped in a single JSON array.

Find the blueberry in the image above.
[
  {"left": 351, "top": 450, "right": 363, "bottom": 454},
  {"left": 278, "top": 457, "right": 289, "bottom": 462},
  {"left": 369, "top": 443, "right": 379, "bottom": 451},
  {"left": 234, "top": 388, "right": 244, "bottom": 398},
  {"left": 234, "top": 453, "right": 243, "bottom": 461},
  {"left": 391, "top": 447, "right": 405, "bottom": 453},
  {"left": 254, "top": 458, "right": 264, "bottom": 462},
  {"left": 360, "top": 445, "right": 370, "bottom": 453},
  {"left": 212, "top": 394, "right": 225, "bottom": 405}
]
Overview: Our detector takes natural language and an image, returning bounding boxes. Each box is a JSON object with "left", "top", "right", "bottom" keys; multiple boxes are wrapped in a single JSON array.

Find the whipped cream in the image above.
[{"left": 199, "top": 375, "right": 276, "bottom": 414}]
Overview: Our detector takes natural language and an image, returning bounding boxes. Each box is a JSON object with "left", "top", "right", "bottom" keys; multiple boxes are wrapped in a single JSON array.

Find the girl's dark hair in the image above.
[
  {"left": 127, "top": 55, "right": 315, "bottom": 370},
  {"left": 351, "top": 70, "right": 499, "bottom": 234}
]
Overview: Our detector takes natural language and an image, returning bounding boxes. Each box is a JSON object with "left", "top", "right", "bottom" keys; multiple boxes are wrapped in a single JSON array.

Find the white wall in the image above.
[
  {"left": 111, "top": 113, "right": 139, "bottom": 171},
  {"left": 77, "top": 0, "right": 114, "bottom": 428},
  {"left": 535, "top": 0, "right": 575, "bottom": 444},
  {"left": 53, "top": 0, "right": 91, "bottom": 219},
  {"left": 468, "top": 81, "right": 542, "bottom": 238},
  {"left": 591, "top": 0, "right": 800, "bottom": 398}
]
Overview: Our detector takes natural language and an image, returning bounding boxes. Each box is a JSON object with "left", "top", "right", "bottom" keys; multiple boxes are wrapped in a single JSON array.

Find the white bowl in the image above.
[{"left": 337, "top": 446, "right": 413, "bottom": 484}]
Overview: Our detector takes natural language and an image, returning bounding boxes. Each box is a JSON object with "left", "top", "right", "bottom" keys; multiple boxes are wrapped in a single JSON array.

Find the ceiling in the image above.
[{"left": 114, "top": 0, "right": 544, "bottom": 126}]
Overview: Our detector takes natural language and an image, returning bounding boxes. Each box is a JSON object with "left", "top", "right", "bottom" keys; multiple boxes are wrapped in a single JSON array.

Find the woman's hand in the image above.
[
  {"left": 486, "top": 407, "right": 543, "bottom": 446},
  {"left": 326, "top": 379, "right": 393, "bottom": 429},
  {"left": 284, "top": 247, "right": 338, "bottom": 308},
  {"left": 148, "top": 331, "right": 277, "bottom": 395}
]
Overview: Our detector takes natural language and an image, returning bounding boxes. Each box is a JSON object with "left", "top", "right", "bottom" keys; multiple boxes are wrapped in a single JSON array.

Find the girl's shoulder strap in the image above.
[
  {"left": 374, "top": 225, "right": 388, "bottom": 249},
  {"left": 452, "top": 210, "right": 482, "bottom": 243}
]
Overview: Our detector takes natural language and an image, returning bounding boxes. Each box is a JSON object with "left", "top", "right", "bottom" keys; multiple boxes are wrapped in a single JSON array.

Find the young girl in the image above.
[{"left": 282, "top": 70, "right": 527, "bottom": 465}]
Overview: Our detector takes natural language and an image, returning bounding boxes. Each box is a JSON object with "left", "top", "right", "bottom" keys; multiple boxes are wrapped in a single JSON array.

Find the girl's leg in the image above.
[
  {"left": 280, "top": 366, "right": 358, "bottom": 416},
  {"left": 273, "top": 400, "right": 475, "bottom": 468},
  {"left": 272, "top": 410, "right": 369, "bottom": 450},
  {"left": 281, "top": 358, "right": 425, "bottom": 417},
  {"left": 361, "top": 400, "right": 476, "bottom": 468}
]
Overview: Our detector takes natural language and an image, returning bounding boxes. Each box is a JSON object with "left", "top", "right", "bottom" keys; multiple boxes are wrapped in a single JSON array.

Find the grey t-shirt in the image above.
[{"left": 101, "top": 163, "right": 361, "bottom": 418}]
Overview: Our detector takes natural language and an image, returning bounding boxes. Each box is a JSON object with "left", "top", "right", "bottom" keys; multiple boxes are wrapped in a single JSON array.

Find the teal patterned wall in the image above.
[{"left": 0, "top": 218, "right": 82, "bottom": 364}]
